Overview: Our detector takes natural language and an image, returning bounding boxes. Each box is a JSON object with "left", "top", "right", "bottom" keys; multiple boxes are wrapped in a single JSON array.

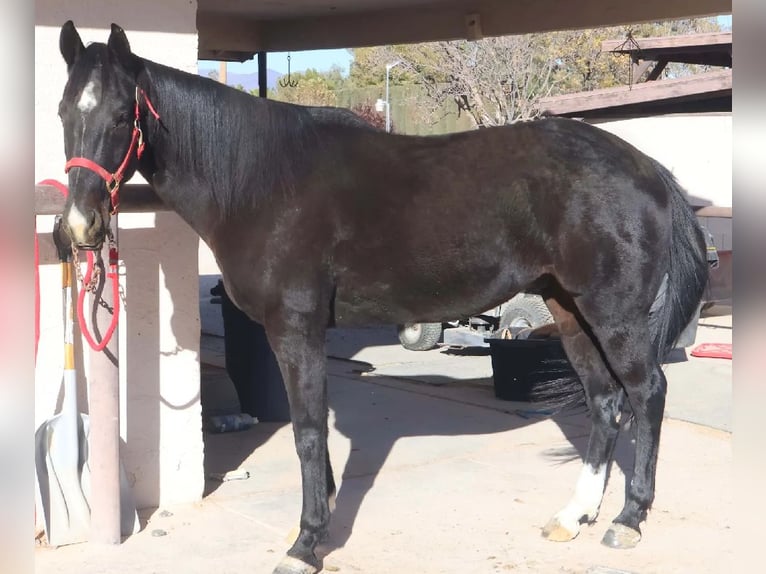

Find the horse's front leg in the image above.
[{"left": 266, "top": 300, "right": 333, "bottom": 574}]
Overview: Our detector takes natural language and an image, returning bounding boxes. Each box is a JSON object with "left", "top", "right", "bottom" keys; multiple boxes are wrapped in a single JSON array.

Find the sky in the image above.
[
  {"left": 198, "top": 13, "right": 732, "bottom": 78},
  {"left": 198, "top": 49, "right": 355, "bottom": 76}
]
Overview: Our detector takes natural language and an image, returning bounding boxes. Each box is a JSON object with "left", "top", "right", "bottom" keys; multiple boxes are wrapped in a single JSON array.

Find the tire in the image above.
[
  {"left": 397, "top": 322, "right": 442, "bottom": 351},
  {"left": 497, "top": 294, "right": 554, "bottom": 335}
]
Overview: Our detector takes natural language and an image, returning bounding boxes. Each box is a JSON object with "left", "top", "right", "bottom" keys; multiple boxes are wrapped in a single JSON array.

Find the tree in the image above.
[
  {"left": 354, "top": 36, "right": 560, "bottom": 127},
  {"left": 550, "top": 18, "right": 723, "bottom": 94},
  {"left": 350, "top": 18, "right": 723, "bottom": 128},
  {"left": 267, "top": 66, "right": 348, "bottom": 107}
]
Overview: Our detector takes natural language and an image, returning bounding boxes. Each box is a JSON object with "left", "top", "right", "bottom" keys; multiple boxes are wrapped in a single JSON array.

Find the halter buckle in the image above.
[
  {"left": 136, "top": 123, "right": 145, "bottom": 158},
  {"left": 105, "top": 176, "right": 121, "bottom": 214},
  {"left": 105, "top": 176, "right": 120, "bottom": 195}
]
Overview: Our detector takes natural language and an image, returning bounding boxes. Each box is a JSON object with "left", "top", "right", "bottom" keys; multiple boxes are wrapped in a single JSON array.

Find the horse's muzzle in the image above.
[{"left": 62, "top": 202, "right": 107, "bottom": 251}]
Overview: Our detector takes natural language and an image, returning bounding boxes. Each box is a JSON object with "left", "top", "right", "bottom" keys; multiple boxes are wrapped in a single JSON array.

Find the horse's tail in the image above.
[
  {"left": 522, "top": 160, "right": 708, "bottom": 413},
  {"left": 647, "top": 159, "right": 709, "bottom": 362}
]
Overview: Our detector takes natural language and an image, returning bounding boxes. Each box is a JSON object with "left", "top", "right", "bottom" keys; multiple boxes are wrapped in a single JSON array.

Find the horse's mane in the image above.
[{"left": 139, "top": 58, "right": 324, "bottom": 217}]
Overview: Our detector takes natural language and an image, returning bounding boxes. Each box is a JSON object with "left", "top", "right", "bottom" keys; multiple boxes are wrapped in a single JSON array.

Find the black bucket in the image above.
[{"left": 487, "top": 337, "right": 571, "bottom": 402}]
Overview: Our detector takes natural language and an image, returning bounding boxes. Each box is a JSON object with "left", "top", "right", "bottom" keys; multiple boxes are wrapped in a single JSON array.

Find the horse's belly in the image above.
[{"left": 332, "top": 266, "right": 524, "bottom": 327}]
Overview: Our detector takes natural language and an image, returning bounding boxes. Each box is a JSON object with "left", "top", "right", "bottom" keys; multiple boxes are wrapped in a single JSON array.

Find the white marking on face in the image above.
[
  {"left": 67, "top": 203, "right": 91, "bottom": 238},
  {"left": 77, "top": 81, "right": 98, "bottom": 113}
]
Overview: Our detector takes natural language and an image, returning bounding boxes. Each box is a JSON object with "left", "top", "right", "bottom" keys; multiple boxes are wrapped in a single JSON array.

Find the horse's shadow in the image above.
[
  {"left": 315, "top": 331, "right": 637, "bottom": 556},
  {"left": 200, "top": 325, "right": 637, "bottom": 555}
]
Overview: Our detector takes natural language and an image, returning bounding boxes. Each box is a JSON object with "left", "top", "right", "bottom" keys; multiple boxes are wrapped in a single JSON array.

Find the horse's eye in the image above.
[{"left": 113, "top": 113, "right": 132, "bottom": 128}]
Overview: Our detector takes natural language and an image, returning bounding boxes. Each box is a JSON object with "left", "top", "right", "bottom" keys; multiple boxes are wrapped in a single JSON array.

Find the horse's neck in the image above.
[
  {"left": 137, "top": 62, "right": 319, "bottom": 242},
  {"left": 136, "top": 62, "right": 233, "bottom": 239},
  {"left": 136, "top": 149, "right": 221, "bottom": 242}
]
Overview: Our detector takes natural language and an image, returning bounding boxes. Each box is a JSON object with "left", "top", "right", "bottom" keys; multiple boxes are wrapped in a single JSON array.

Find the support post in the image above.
[
  {"left": 87, "top": 216, "right": 121, "bottom": 544},
  {"left": 258, "top": 52, "right": 267, "bottom": 98}
]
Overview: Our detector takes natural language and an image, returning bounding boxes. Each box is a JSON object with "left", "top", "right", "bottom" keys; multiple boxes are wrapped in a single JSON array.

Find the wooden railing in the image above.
[
  {"left": 35, "top": 183, "right": 166, "bottom": 215},
  {"left": 694, "top": 205, "right": 732, "bottom": 219}
]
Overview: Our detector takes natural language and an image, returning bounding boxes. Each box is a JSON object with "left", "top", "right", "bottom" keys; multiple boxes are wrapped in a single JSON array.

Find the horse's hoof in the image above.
[
  {"left": 273, "top": 556, "right": 319, "bottom": 574},
  {"left": 541, "top": 516, "right": 580, "bottom": 542},
  {"left": 601, "top": 523, "right": 641, "bottom": 549}
]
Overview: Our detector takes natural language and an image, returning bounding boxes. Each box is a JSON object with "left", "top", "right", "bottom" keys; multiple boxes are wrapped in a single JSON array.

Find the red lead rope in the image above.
[
  {"left": 35, "top": 181, "right": 120, "bottom": 356},
  {"left": 76, "top": 239, "right": 120, "bottom": 352}
]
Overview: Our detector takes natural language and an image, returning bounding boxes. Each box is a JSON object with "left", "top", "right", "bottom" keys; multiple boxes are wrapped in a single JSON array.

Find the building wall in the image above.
[
  {"left": 35, "top": 1, "right": 204, "bottom": 509},
  {"left": 593, "top": 114, "right": 732, "bottom": 208}
]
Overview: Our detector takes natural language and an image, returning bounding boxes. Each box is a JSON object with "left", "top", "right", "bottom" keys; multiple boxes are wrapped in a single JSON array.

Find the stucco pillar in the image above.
[{"left": 35, "top": 1, "right": 204, "bottom": 509}]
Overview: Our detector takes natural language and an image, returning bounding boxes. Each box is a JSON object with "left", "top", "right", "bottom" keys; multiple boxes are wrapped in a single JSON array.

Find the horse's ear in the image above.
[
  {"left": 107, "top": 23, "right": 137, "bottom": 72},
  {"left": 60, "top": 20, "right": 84, "bottom": 71}
]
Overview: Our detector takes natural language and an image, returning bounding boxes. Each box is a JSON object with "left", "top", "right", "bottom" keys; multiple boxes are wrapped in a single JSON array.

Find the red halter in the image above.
[{"left": 64, "top": 86, "right": 160, "bottom": 214}]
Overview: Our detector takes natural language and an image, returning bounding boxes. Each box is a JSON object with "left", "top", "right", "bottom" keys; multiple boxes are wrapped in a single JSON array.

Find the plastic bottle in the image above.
[{"left": 205, "top": 413, "right": 257, "bottom": 433}]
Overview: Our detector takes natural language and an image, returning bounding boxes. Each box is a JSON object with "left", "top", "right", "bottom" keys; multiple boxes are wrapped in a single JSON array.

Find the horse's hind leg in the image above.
[
  {"left": 553, "top": 292, "right": 665, "bottom": 549},
  {"left": 599, "top": 344, "right": 666, "bottom": 549},
  {"left": 541, "top": 292, "right": 625, "bottom": 542}
]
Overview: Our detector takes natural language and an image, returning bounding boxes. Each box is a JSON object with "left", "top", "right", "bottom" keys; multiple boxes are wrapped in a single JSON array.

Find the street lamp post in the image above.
[{"left": 385, "top": 60, "right": 401, "bottom": 133}]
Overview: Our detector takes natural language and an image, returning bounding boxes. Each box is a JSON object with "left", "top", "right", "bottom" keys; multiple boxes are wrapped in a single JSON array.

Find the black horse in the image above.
[{"left": 57, "top": 22, "right": 708, "bottom": 574}]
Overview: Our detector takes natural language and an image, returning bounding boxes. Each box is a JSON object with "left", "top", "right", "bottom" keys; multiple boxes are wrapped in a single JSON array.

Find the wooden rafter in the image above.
[
  {"left": 602, "top": 32, "right": 732, "bottom": 68},
  {"left": 538, "top": 69, "right": 731, "bottom": 118}
]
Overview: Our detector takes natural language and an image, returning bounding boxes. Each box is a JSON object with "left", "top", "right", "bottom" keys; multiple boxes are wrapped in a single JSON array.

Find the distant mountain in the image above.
[{"left": 198, "top": 67, "right": 282, "bottom": 92}]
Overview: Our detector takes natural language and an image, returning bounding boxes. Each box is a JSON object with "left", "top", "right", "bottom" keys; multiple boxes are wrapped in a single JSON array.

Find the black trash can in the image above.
[{"left": 213, "top": 280, "right": 291, "bottom": 422}]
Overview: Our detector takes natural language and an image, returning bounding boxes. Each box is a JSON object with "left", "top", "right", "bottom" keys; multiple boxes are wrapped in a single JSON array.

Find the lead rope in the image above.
[
  {"left": 74, "top": 228, "right": 120, "bottom": 351},
  {"left": 34, "top": 179, "right": 120, "bottom": 356}
]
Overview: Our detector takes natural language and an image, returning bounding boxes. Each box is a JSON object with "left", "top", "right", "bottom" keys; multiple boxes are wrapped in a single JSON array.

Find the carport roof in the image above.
[
  {"left": 196, "top": 0, "right": 731, "bottom": 60},
  {"left": 539, "top": 69, "right": 732, "bottom": 119},
  {"left": 539, "top": 31, "right": 733, "bottom": 119}
]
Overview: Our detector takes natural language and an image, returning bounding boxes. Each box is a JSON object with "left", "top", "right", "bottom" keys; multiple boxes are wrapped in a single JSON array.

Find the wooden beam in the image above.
[
  {"left": 539, "top": 69, "right": 731, "bottom": 116},
  {"left": 196, "top": 11, "right": 264, "bottom": 53},
  {"left": 632, "top": 60, "right": 654, "bottom": 82},
  {"left": 694, "top": 205, "right": 732, "bottom": 218},
  {"left": 602, "top": 32, "right": 732, "bottom": 54},
  {"left": 646, "top": 59, "right": 669, "bottom": 81},
  {"left": 33, "top": 0, "right": 730, "bottom": 55},
  {"left": 197, "top": 0, "right": 731, "bottom": 53},
  {"left": 602, "top": 32, "right": 732, "bottom": 68},
  {"left": 35, "top": 184, "right": 167, "bottom": 216}
]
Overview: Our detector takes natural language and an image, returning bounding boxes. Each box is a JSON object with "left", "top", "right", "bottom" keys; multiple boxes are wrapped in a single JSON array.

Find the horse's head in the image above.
[{"left": 58, "top": 21, "right": 144, "bottom": 250}]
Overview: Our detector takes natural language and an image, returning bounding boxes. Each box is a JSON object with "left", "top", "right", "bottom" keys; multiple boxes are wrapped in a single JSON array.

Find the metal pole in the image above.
[
  {"left": 385, "top": 61, "right": 401, "bottom": 133},
  {"left": 385, "top": 66, "right": 391, "bottom": 132},
  {"left": 88, "top": 216, "right": 121, "bottom": 544},
  {"left": 258, "top": 52, "right": 268, "bottom": 98}
]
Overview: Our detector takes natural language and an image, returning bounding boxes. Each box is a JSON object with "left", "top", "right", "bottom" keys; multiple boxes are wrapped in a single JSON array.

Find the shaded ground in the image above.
[{"left": 35, "top": 311, "right": 732, "bottom": 574}]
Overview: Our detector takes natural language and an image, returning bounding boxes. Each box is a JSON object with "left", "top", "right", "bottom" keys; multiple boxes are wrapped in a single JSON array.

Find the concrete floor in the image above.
[{"left": 35, "top": 309, "right": 732, "bottom": 574}]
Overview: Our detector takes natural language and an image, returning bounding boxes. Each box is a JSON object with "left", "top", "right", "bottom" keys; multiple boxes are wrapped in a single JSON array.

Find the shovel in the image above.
[{"left": 35, "top": 216, "right": 139, "bottom": 546}]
